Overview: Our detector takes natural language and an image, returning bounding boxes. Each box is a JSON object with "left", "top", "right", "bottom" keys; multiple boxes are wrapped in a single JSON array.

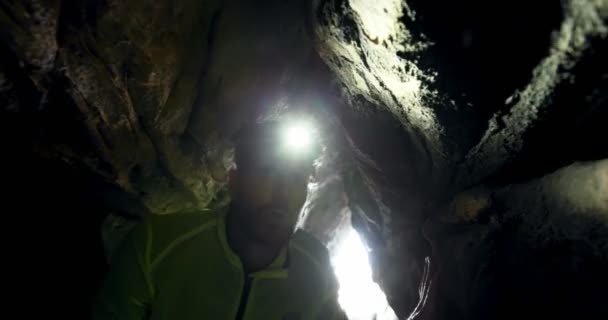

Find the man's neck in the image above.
[{"left": 226, "top": 208, "right": 284, "bottom": 273}]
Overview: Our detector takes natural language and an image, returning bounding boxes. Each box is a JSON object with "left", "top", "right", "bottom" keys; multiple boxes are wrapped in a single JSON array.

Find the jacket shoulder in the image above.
[
  {"left": 291, "top": 229, "right": 335, "bottom": 281},
  {"left": 292, "top": 229, "right": 331, "bottom": 263},
  {"left": 134, "top": 209, "right": 219, "bottom": 267}
]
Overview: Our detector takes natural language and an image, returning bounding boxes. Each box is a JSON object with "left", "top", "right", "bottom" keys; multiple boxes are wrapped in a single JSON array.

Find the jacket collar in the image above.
[{"left": 216, "top": 206, "right": 289, "bottom": 279}]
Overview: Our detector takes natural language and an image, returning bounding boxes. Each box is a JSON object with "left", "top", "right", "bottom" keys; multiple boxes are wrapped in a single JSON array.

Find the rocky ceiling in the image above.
[{"left": 2, "top": 0, "right": 607, "bottom": 319}]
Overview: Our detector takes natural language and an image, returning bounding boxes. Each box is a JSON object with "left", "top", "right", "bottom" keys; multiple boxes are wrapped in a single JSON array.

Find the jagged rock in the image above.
[{"left": 2, "top": 0, "right": 607, "bottom": 319}]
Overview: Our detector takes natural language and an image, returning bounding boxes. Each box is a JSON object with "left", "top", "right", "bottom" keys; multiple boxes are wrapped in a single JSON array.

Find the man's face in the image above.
[{"left": 229, "top": 148, "right": 314, "bottom": 246}]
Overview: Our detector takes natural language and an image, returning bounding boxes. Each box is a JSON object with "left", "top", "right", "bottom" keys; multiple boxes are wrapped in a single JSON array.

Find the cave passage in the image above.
[
  {"left": 2, "top": 0, "right": 607, "bottom": 319},
  {"left": 330, "top": 225, "right": 398, "bottom": 320}
]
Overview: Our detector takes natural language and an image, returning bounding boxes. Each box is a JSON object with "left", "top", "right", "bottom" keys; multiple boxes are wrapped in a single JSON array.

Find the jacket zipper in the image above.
[{"left": 235, "top": 275, "right": 253, "bottom": 320}]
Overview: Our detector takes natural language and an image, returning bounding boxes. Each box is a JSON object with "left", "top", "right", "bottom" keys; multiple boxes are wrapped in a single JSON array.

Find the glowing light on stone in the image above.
[{"left": 331, "top": 228, "right": 398, "bottom": 320}]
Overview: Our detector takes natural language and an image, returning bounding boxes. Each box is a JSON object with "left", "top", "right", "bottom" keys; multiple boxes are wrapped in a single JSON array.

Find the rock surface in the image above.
[{"left": 2, "top": 0, "right": 607, "bottom": 319}]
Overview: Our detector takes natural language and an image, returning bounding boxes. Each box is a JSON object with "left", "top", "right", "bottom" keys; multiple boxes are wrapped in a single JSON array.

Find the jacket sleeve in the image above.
[
  {"left": 314, "top": 291, "right": 348, "bottom": 320},
  {"left": 92, "top": 220, "right": 153, "bottom": 320},
  {"left": 313, "top": 267, "right": 347, "bottom": 320}
]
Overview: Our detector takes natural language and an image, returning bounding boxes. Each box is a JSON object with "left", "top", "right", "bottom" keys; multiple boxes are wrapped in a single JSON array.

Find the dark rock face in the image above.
[
  {"left": 314, "top": 0, "right": 607, "bottom": 319},
  {"left": 422, "top": 160, "right": 608, "bottom": 320},
  {"left": 2, "top": 0, "right": 607, "bottom": 319}
]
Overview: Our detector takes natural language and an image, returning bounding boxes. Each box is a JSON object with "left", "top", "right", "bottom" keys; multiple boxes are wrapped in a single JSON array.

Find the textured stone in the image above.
[{"left": 2, "top": 0, "right": 608, "bottom": 319}]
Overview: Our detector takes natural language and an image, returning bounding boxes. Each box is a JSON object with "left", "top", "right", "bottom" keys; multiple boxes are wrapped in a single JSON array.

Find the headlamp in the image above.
[{"left": 282, "top": 120, "right": 316, "bottom": 154}]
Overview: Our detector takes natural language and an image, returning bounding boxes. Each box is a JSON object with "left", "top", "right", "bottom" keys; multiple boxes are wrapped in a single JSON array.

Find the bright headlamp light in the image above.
[{"left": 282, "top": 120, "right": 316, "bottom": 154}]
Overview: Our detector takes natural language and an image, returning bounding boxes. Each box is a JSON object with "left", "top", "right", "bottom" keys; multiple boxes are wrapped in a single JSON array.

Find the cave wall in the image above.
[
  {"left": 2, "top": 0, "right": 608, "bottom": 319},
  {"left": 1, "top": 0, "right": 322, "bottom": 216},
  {"left": 313, "top": 0, "right": 608, "bottom": 319}
]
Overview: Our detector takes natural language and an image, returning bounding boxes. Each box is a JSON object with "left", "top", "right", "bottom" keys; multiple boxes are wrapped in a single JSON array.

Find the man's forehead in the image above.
[
  {"left": 235, "top": 121, "right": 319, "bottom": 167},
  {"left": 241, "top": 141, "right": 315, "bottom": 169},
  {"left": 237, "top": 125, "right": 281, "bottom": 159},
  {"left": 236, "top": 121, "right": 281, "bottom": 146}
]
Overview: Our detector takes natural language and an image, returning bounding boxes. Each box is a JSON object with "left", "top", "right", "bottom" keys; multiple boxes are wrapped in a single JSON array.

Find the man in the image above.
[{"left": 93, "top": 120, "right": 346, "bottom": 319}]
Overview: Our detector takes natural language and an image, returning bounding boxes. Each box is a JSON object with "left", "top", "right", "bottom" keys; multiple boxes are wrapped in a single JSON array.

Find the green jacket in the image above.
[{"left": 93, "top": 207, "right": 345, "bottom": 320}]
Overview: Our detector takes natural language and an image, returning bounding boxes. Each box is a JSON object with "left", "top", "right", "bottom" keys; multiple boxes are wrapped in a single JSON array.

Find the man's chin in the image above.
[{"left": 253, "top": 225, "right": 290, "bottom": 246}]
